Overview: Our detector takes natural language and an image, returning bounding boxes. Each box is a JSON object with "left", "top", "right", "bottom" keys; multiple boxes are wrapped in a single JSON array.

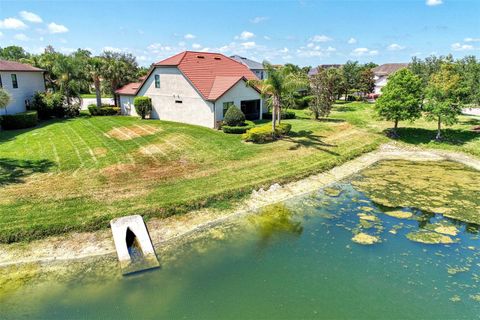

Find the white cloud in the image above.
[
  {"left": 326, "top": 46, "right": 336, "bottom": 52},
  {"left": 311, "top": 34, "right": 332, "bottom": 42},
  {"left": 426, "top": 0, "right": 443, "bottom": 6},
  {"left": 102, "top": 46, "right": 123, "bottom": 53},
  {"left": 241, "top": 41, "right": 256, "bottom": 49},
  {"left": 236, "top": 31, "right": 255, "bottom": 40},
  {"left": 59, "top": 47, "right": 75, "bottom": 54},
  {"left": 451, "top": 42, "right": 474, "bottom": 51},
  {"left": 464, "top": 37, "right": 480, "bottom": 42},
  {"left": 264, "top": 35, "right": 271, "bottom": 40},
  {"left": 387, "top": 43, "right": 405, "bottom": 51},
  {"left": 192, "top": 43, "right": 202, "bottom": 49},
  {"left": 47, "top": 22, "right": 68, "bottom": 34},
  {"left": 251, "top": 16, "right": 268, "bottom": 24},
  {"left": 0, "top": 18, "right": 28, "bottom": 30},
  {"left": 351, "top": 47, "right": 379, "bottom": 56},
  {"left": 348, "top": 37, "right": 357, "bottom": 44},
  {"left": 14, "top": 33, "right": 30, "bottom": 41},
  {"left": 280, "top": 47, "right": 289, "bottom": 53},
  {"left": 184, "top": 33, "right": 195, "bottom": 39},
  {"left": 178, "top": 41, "right": 186, "bottom": 47},
  {"left": 0, "top": 31, "right": 3, "bottom": 38},
  {"left": 19, "top": 11, "right": 42, "bottom": 23}
]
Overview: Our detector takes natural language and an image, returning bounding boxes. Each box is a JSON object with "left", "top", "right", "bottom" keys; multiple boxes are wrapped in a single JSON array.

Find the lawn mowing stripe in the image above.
[
  {"left": 83, "top": 118, "right": 135, "bottom": 165},
  {"left": 59, "top": 121, "right": 85, "bottom": 170},
  {"left": 65, "top": 120, "right": 98, "bottom": 165},
  {"left": 104, "top": 117, "right": 163, "bottom": 164}
]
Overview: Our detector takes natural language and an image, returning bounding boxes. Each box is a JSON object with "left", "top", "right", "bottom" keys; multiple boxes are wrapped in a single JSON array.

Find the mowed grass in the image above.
[
  {"left": 329, "top": 103, "right": 480, "bottom": 157},
  {"left": 0, "top": 114, "right": 384, "bottom": 243}
]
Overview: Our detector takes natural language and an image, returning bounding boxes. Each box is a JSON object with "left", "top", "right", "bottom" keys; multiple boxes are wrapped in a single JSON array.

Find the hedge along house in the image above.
[
  {"left": 115, "top": 51, "right": 264, "bottom": 128},
  {"left": 0, "top": 60, "right": 45, "bottom": 115}
]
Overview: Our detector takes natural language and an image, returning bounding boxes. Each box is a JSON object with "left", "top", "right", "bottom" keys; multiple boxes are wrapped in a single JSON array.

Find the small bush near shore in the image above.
[
  {"left": 1, "top": 111, "right": 38, "bottom": 130},
  {"left": 88, "top": 104, "right": 120, "bottom": 116},
  {"left": 263, "top": 110, "right": 296, "bottom": 120},
  {"left": 222, "top": 120, "right": 255, "bottom": 134},
  {"left": 134, "top": 96, "right": 152, "bottom": 119}
]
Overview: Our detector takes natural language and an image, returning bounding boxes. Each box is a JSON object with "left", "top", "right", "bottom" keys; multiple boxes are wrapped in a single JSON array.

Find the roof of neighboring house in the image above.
[
  {"left": 372, "top": 63, "right": 409, "bottom": 76},
  {"left": 125, "top": 51, "right": 259, "bottom": 101},
  {"left": 308, "top": 64, "right": 343, "bottom": 76},
  {"left": 229, "top": 55, "right": 264, "bottom": 70},
  {"left": 0, "top": 60, "right": 44, "bottom": 72},
  {"left": 114, "top": 76, "right": 147, "bottom": 96}
]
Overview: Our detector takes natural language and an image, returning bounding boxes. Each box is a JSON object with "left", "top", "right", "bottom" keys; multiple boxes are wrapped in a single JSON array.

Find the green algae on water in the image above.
[
  {"left": 406, "top": 231, "right": 456, "bottom": 244},
  {"left": 323, "top": 187, "right": 343, "bottom": 197},
  {"left": 351, "top": 160, "right": 480, "bottom": 225}
]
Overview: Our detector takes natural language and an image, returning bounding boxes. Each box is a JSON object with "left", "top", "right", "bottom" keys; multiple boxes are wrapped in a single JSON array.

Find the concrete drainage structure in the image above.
[{"left": 110, "top": 215, "right": 160, "bottom": 275}]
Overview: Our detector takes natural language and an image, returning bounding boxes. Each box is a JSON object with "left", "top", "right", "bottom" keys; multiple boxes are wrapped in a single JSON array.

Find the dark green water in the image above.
[{"left": 2, "top": 182, "right": 480, "bottom": 319}]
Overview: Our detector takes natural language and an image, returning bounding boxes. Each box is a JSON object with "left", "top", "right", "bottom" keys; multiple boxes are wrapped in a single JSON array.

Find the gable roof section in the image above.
[
  {"left": 116, "top": 81, "right": 142, "bottom": 95},
  {"left": 229, "top": 55, "right": 264, "bottom": 70},
  {"left": 154, "top": 51, "right": 259, "bottom": 100},
  {"left": 372, "top": 63, "right": 409, "bottom": 76},
  {"left": 0, "top": 60, "right": 44, "bottom": 72}
]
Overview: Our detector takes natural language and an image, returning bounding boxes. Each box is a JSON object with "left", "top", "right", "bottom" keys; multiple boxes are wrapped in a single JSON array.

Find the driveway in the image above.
[
  {"left": 463, "top": 108, "right": 480, "bottom": 116},
  {"left": 81, "top": 98, "right": 115, "bottom": 110}
]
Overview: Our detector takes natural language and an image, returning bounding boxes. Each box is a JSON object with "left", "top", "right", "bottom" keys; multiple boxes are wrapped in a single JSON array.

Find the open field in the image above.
[{"left": 0, "top": 107, "right": 385, "bottom": 243}]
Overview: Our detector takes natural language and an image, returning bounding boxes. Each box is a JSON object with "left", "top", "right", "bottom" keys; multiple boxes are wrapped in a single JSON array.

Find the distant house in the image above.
[
  {"left": 116, "top": 51, "right": 264, "bottom": 128},
  {"left": 230, "top": 55, "right": 267, "bottom": 80},
  {"left": 372, "top": 63, "right": 409, "bottom": 94},
  {"left": 308, "top": 64, "right": 342, "bottom": 77},
  {"left": 0, "top": 60, "right": 45, "bottom": 115}
]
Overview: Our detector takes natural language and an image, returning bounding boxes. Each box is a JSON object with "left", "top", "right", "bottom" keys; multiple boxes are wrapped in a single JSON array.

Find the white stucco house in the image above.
[
  {"left": 0, "top": 60, "right": 45, "bottom": 115},
  {"left": 115, "top": 51, "right": 265, "bottom": 128},
  {"left": 372, "top": 63, "right": 409, "bottom": 95}
]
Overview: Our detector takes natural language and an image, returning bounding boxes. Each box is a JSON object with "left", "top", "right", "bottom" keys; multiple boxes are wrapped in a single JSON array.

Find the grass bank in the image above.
[{"left": 0, "top": 112, "right": 383, "bottom": 243}]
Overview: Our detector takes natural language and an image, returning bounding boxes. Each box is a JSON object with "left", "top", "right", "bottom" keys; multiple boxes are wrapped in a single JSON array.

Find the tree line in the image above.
[
  {"left": 0, "top": 45, "right": 147, "bottom": 108},
  {"left": 376, "top": 55, "right": 479, "bottom": 140}
]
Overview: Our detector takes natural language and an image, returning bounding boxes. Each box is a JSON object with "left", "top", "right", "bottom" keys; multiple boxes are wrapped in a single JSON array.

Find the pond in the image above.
[{"left": 1, "top": 160, "right": 480, "bottom": 319}]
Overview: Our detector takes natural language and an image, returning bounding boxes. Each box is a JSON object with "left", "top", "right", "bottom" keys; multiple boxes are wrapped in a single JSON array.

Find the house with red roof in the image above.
[
  {"left": 115, "top": 51, "right": 264, "bottom": 128},
  {"left": 0, "top": 60, "right": 45, "bottom": 115}
]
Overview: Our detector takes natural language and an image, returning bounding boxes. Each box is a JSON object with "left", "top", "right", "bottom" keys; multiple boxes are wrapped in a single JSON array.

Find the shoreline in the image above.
[{"left": 1, "top": 142, "right": 480, "bottom": 268}]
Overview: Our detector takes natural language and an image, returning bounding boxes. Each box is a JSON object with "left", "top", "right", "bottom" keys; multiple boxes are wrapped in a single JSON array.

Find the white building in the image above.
[
  {"left": 0, "top": 60, "right": 45, "bottom": 115},
  {"left": 116, "top": 51, "right": 264, "bottom": 128},
  {"left": 372, "top": 63, "right": 409, "bottom": 95}
]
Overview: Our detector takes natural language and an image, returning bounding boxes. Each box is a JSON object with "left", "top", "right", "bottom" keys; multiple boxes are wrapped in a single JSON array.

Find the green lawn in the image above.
[{"left": 0, "top": 111, "right": 383, "bottom": 243}]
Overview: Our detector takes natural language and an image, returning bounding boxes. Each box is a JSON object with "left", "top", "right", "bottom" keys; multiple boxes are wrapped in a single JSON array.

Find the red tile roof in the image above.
[
  {"left": 115, "top": 81, "right": 142, "bottom": 95},
  {"left": 154, "top": 51, "right": 259, "bottom": 100},
  {"left": 0, "top": 60, "right": 44, "bottom": 72}
]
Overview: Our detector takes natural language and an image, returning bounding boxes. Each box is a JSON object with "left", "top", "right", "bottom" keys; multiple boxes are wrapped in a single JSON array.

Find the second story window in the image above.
[
  {"left": 11, "top": 74, "right": 18, "bottom": 89},
  {"left": 154, "top": 74, "right": 160, "bottom": 88}
]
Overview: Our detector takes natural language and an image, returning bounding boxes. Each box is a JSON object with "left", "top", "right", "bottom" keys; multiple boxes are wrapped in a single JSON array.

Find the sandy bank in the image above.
[{"left": 1, "top": 142, "right": 479, "bottom": 268}]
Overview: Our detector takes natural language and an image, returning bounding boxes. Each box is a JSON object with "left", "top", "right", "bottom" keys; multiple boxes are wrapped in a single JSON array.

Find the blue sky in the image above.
[{"left": 0, "top": 0, "right": 478, "bottom": 66}]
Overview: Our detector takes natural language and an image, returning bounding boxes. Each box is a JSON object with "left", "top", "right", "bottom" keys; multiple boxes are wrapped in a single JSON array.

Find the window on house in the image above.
[
  {"left": 223, "top": 101, "right": 234, "bottom": 116},
  {"left": 11, "top": 74, "right": 18, "bottom": 88},
  {"left": 154, "top": 74, "right": 160, "bottom": 88}
]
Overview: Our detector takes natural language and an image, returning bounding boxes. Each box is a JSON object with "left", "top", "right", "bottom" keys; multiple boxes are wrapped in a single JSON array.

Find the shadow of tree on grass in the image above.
[
  {"left": 394, "top": 127, "right": 479, "bottom": 146},
  {"left": 0, "top": 158, "right": 55, "bottom": 186},
  {"left": 286, "top": 130, "right": 339, "bottom": 155}
]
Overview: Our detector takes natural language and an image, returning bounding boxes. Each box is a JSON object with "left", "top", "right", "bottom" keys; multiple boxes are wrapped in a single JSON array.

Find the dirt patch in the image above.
[
  {"left": 106, "top": 125, "right": 162, "bottom": 141},
  {"left": 92, "top": 147, "right": 108, "bottom": 157}
]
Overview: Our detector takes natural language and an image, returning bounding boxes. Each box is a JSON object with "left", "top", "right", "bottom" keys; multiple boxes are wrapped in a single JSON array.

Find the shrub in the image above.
[
  {"left": 277, "top": 123, "right": 292, "bottom": 135},
  {"left": 262, "top": 110, "right": 296, "bottom": 120},
  {"left": 242, "top": 122, "right": 292, "bottom": 143},
  {"left": 222, "top": 120, "right": 255, "bottom": 134},
  {"left": 64, "top": 103, "right": 81, "bottom": 118},
  {"left": 31, "top": 92, "right": 64, "bottom": 119},
  {"left": 1, "top": 111, "right": 38, "bottom": 130},
  {"left": 242, "top": 125, "right": 275, "bottom": 143},
  {"left": 134, "top": 96, "right": 152, "bottom": 119},
  {"left": 88, "top": 104, "right": 119, "bottom": 116},
  {"left": 223, "top": 105, "right": 246, "bottom": 126}
]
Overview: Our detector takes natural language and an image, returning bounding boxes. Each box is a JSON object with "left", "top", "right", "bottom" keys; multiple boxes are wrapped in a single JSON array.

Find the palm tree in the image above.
[
  {"left": 52, "top": 55, "right": 85, "bottom": 105},
  {"left": 247, "top": 63, "right": 307, "bottom": 132},
  {"left": 87, "top": 57, "right": 105, "bottom": 107},
  {"left": 0, "top": 88, "right": 11, "bottom": 115}
]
